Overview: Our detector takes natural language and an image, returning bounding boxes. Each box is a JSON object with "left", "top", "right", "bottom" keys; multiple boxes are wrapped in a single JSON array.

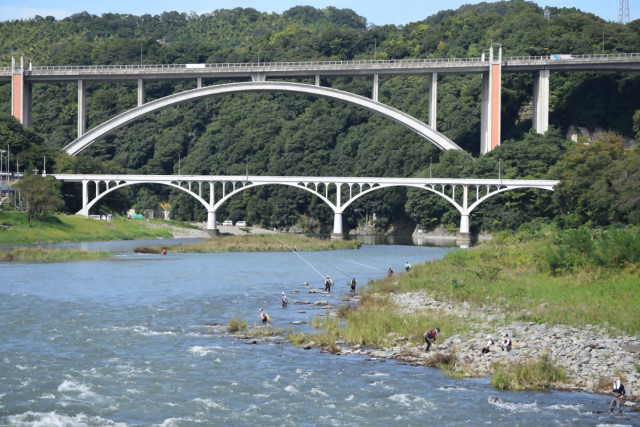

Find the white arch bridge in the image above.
[{"left": 50, "top": 173, "right": 559, "bottom": 239}]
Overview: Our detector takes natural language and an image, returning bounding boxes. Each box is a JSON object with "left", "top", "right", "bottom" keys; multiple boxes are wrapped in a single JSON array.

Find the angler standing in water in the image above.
[
  {"left": 609, "top": 377, "right": 626, "bottom": 413},
  {"left": 281, "top": 292, "right": 289, "bottom": 308},
  {"left": 349, "top": 278, "right": 358, "bottom": 293},
  {"left": 324, "top": 276, "right": 333, "bottom": 293}
]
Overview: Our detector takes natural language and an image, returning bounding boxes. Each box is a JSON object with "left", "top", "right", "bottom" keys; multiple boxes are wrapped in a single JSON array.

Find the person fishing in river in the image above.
[
  {"left": 324, "top": 275, "right": 333, "bottom": 293},
  {"left": 281, "top": 292, "right": 289, "bottom": 308},
  {"left": 609, "top": 376, "right": 626, "bottom": 413},
  {"left": 259, "top": 308, "right": 270, "bottom": 323},
  {"left": 349, "top": 277, "right": 358, "bottom": 293}
]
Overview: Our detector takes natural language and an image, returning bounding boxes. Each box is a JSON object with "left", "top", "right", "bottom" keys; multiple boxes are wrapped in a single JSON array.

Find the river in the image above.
[{"left": 0, "top": 239, "right": 632, "bottom": 426}]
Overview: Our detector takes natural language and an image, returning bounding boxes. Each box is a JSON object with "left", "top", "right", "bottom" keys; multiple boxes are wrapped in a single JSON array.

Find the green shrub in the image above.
[
  {"left": 227, "top": 317, "right": 247, "bottom": 333},
  {"left": 491, "top": 355, "right": 566, "bottom": 390}
]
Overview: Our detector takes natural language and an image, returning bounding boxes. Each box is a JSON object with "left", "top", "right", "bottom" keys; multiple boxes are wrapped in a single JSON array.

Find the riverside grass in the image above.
[
  {"left": 299, "top": 294, "right": 480, "bottom": 348},
  {"left": 491, "top": 355, "right": 567, "bottom": 390},
  {"left": 0, "top": 247, "right": 112, "bottom": 262},
  {"left": 169, "top": 233, "right": 359, "bottom": 253},
  {"left": 0, "top": 211, "right": 175, "bottom": 244},
  {"left": 367, "top": 226, "right": 640, "bottom": 335}
]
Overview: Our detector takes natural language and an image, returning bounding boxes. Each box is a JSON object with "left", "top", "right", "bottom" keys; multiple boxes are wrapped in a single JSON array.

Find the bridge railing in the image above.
[{"left": 2, "top": 52, "right": 639, "bottom": 76}]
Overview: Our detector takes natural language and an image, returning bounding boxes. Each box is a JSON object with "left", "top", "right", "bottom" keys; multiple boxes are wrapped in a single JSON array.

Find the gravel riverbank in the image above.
[{"left": 329, "top": 290, "right": 639, "bottom": 405}]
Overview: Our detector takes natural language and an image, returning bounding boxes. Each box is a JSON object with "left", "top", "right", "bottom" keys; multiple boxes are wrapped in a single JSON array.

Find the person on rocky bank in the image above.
[
  {"left": 481, "top": 335, "right": 494, "bottom": 354},
  {"left": 499, "top": 334, "right": 512, "bottom": 352},
  {"left": 424, "top": 327, "right": 439, "bottom": 352}
]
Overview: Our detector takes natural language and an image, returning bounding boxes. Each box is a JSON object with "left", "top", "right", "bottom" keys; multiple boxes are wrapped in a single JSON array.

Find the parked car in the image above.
[
  {"left": 222, "top": 220, "right": 233, "bottom": 226},
  {"left": 235, "top": 221, "right": 247, "bottom": 227}
]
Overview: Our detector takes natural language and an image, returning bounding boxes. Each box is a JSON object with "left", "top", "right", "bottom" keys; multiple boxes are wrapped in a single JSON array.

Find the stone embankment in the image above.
[{"left": 331, "top": 291, "right": 640, "bottom": 404}]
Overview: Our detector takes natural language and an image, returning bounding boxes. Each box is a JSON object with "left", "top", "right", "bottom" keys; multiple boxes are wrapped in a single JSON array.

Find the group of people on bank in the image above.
[{"left": 481, "top": 334, "right": 512, "bottom": 353}]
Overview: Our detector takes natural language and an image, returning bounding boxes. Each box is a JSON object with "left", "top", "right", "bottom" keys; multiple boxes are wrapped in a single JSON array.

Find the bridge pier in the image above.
[
  {"left": 11, "top": 54, "right": 32, "bottom": 127},
  {"left": 457, "top": 213, "right": 471, "bottom": 246},
  {"left": 138, "top": 79, "right": 145, "bottom": 106},
  {"left": 78, "top": 80, "right": 86, "bottom": 137},
  {"left": 480, "top": 45, "right": 502, "bottom": 154},
  {"left": 206, "top": 211, "right": 219, "bottom": 235},
  {"left": 79, "top": 179, "right": 89, "bottom": 216},
  {"left": 429, "top": 72, "right": 437, "bottom": 129},
  {"left": 331, "top": 211, "right": 344, "bottom": 239},
  {"left": 533, "top": 69, "right": 550, "bottom": 133}
]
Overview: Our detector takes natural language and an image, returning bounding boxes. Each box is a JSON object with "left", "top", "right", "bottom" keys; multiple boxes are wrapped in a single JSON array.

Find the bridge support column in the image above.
[
  {"left": 480, "top": 45, "right": 502, "bottom": 154},
  {"left": 11, "top": 54, "right": 32, "bottom": 127},
  {"left": 429, "top": 72, "right": 437, "bottom": 129},
  {"left": 372, "top": 73, "right": 379, "bottom": 102},
  {"left": 137, "top": 79, "right": 145, "bottom": 107},
  {"left": 457, "top": 213, "right": 471, "bottom": 247},
  {"left": 207, "top": 211, "right": 219, "bottom": 235},
  {"left": 331, "top": 212, "right": 344, "bottom": 239},
  {"left": 533, "top": 69, "right": 550, "bottom": 134},
  {"left": 78, "top": 79, "right": 86, "bottom": 137},
  {"left": 315, "top": 75, "right": 320, "bottom": 86},
  {"left": 197, "top": 77, "right": 202, "bottom": 89},
  {"left": 79, "top": 180, "right": 89, "bottom": 217},
  {"left": 251, "top": 72, "right": 266, "bottom": 82}
]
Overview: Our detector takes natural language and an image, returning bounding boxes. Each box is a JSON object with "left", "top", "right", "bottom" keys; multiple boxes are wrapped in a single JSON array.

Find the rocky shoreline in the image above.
[{"left": 319, "top": 290, "right": 640, "bottom": 407}]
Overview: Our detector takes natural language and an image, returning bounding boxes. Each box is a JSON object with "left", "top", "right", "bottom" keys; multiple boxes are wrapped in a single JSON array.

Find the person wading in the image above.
[
  {"left": 609, "top": 377, "right": 626, "bottom": 413},
  {"left": 324, "top": 276, "right": 333, "bottom": 293}
]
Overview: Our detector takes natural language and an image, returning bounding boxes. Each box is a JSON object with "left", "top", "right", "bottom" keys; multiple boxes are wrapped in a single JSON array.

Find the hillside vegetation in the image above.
[{"left": 0, "top": 0, "right": 639, "bottom": 233}]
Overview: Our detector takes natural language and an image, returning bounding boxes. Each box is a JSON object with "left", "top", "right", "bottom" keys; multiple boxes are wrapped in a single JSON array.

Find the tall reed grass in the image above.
[
  {"left": 491, "top": 355, "right": 567, "bottom": 390},
  {"left": 175, "top": 233, "right": 359, "bottom": 253},
  {"left": 0, "top": 247, "right": 111, "bottom": 262}
]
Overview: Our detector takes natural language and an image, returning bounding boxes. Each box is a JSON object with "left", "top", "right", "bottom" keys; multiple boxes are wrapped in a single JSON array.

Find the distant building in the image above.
[{"left": 0, "top": 184, "right": 16, "bottom": 205}]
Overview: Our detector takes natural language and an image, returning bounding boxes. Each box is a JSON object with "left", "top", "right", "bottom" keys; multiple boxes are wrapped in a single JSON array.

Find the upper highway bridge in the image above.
[{"left": 4, "top": 48, "right": 640, "bottom": 155}]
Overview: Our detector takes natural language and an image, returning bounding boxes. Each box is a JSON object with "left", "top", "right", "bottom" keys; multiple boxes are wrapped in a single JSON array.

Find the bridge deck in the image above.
[{"left": 2, "top": 53, "right": 639, "bottom": 82}]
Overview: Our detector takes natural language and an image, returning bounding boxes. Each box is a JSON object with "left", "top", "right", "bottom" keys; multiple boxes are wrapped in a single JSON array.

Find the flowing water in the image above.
[{"left": 0, "top": 240, "right": 635, "bottom": 426}]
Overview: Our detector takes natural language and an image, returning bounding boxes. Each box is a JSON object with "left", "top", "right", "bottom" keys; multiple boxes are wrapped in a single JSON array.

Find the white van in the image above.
[
  {"left": 222, "top": 220, "right": 233, "bottom": 226},
  {"left": 235, "top": 221, "right": 247, "bottom": 227}
]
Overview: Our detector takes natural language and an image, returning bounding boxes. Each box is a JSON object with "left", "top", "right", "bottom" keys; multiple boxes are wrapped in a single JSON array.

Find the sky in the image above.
[{"left": 0, "top": 0, "right": 637, "bottom": 25}]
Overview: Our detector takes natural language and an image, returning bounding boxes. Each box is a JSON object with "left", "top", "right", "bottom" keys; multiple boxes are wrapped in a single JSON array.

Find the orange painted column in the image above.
[
  {"left": 10, "top": 54, "right": 32, "bottom": 127},
  {"left": 490, "top": 62, "right": 501, "bottom": 151},
  {"left": 11, "top": 73, "right": 23, "bottom": 122}
]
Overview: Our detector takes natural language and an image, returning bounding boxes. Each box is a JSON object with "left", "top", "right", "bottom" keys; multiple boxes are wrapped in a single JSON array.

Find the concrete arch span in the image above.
[
  {"left": 212, "top": 180, "right": 338, "bottom": 212},
  {"left": 82, "top": 180, "right": 210, "bottom": 215},
  {"left": 63, "top": 81, "right": 462, "bottom": 156}
]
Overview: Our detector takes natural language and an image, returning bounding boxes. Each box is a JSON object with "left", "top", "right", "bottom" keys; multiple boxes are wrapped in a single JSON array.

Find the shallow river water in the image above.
[{"left": 0, "top": 240, "right": 635, "bottom": 426}]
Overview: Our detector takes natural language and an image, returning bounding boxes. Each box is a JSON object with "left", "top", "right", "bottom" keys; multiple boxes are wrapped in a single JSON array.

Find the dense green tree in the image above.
[{"left": 12, "top": 175, "right": 64, "bottom": 223}]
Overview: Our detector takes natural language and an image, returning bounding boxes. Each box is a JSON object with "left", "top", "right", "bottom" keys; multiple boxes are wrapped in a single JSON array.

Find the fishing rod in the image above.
[
  {"left": 213, "top": 270, "right": 282, "bottom": 302},
  {"left": 270, "top": 234, "right": 325, "bottom": 280},
  {"left": 338, "top": 257, "right": 385, "bottom": 272}
]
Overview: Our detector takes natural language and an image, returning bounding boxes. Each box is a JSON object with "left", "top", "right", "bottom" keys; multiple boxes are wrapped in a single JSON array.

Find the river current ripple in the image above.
[{"left": 0, "top": 240, "right": 633, "bottom": 426}]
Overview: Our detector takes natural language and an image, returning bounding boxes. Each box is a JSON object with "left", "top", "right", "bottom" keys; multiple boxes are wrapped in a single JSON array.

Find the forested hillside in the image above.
[{"left": 1, "top": 0, "right": 639, "bottom": 233}]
